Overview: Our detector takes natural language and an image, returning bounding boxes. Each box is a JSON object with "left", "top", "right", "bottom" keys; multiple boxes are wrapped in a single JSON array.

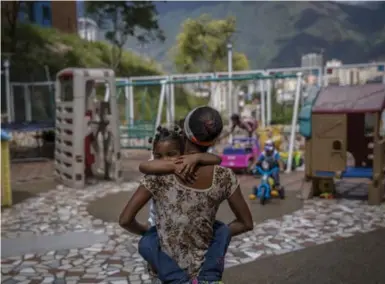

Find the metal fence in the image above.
[
  {"left": 10, "top": 81, "right": 55, "bottom": 122},
  {"left": 4, "top": 62, "right": 385, "bottom": 151}
]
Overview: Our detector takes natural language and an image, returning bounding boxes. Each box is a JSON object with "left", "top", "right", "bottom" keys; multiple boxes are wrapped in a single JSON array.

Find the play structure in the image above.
[
  {"left": 1, "top": 129, "right": 12, "bottom": 207},
  {"left": 118, "top": 67, "right": 315, "bottom": 155},
  {"left": 54, "top": 68, "right": 122, "bottom": 189},
  {"left": 221, "top": 137, "right": 261, "bottom": 173},
  {"left": 300, "top": 83, "right": 385, "bottom": 205},
  {"left": 117, "top": 75, "right": 170, "bottom": 149}
]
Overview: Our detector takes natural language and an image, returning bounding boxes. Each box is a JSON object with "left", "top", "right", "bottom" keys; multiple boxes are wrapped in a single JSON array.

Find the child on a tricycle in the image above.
[{"left": 250, "top": 140, "right": 285, "bottom": 202}]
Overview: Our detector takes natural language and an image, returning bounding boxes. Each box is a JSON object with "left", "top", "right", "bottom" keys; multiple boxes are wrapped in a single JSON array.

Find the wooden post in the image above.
[
  {"left": 368, "top": 112, "right": 383, "bottom": 205},
  {"left": 305, "top": 139, "right": 312, "bottom": 179},
  {"left": 302, "top": 138, "right": 314, "bottom": 199}
]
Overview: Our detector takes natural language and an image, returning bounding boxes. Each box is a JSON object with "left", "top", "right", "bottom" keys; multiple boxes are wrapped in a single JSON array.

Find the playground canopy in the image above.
[{"left": 312, "top": 84, "right": 385, "bottom": 114}]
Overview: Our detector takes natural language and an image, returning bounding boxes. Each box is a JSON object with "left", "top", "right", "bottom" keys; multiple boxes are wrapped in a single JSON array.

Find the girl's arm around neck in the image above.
[
  {"left": 139, "top": 160, "right": 176, "bottom": 175},
  {"left": 227, "top": 186, "right": 254, "bottom": 237},
  {"left": 119, "top": 185, "right": 152, "bottom": 235},
  {"left": 195, "top": 153, "right": 222, "bottom": 165}
]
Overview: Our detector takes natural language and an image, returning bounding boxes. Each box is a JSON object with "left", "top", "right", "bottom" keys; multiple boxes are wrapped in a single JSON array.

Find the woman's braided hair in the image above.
[{"left": 148, "top": 125, "right": 184, "bottom": 152}]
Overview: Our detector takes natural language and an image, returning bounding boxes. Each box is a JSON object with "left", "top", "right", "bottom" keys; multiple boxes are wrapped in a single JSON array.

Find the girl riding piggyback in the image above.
[{"left": 119, "top": 106, "right": 253, "bottom": 283}]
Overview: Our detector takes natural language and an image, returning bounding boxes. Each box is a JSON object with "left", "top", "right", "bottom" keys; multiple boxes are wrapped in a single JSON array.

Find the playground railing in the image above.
[{"left": 120, "top": 120, "right": 155, "bottom": 149}]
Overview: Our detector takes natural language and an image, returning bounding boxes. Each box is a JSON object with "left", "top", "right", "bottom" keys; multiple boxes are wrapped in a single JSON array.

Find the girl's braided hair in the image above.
[{"left": 148, "top": 125, "right": 184, "bottom": 152}]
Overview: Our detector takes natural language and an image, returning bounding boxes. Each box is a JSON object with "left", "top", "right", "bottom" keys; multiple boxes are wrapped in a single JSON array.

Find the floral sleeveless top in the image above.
[{"left": 140, "top": 166, "right": 239, "bottom": 277}]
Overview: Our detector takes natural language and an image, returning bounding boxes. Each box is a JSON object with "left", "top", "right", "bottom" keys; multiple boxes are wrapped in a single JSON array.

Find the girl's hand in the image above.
[
  {"left": 174, "top": 155, "right": 199, "bottom": 180},
  {"left": 174, "top": 163, "right": 197, "bottom": 184}
]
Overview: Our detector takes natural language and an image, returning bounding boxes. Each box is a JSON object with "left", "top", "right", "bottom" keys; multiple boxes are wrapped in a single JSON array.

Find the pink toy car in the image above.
[{"left": 220, "top": 137, "right": 261, "bottom": 174}]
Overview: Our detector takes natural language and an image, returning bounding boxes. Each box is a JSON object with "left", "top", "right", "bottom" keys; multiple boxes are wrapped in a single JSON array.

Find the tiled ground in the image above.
[
  {"left": 9, "top": 150, "right": 149, "bottom": 185},
  {"left": 2, "top": 180, "right": 385, "bottom": 284}
]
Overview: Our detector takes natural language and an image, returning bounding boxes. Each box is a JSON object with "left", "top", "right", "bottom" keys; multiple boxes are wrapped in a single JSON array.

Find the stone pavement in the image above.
[{"left": 2, "top": 179, "right": 385, "bottom": 283}]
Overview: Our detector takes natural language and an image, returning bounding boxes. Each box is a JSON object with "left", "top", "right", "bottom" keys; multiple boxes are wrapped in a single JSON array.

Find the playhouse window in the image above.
[{"left": 332, "top": 140, "right": 342, "bottom": 151}]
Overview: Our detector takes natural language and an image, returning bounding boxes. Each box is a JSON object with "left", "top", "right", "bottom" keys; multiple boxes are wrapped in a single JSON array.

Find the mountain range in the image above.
[{"left": 104, "top": 1, "right": 385, "bottom": 71}]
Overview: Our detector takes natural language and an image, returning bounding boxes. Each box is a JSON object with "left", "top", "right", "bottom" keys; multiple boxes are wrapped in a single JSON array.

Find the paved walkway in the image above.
[
  {"left": 2, "top": 179, "right": 385, "bottom": 283},
  {"left": 3, "top": 151, "right": 385, "bottom": 283}
]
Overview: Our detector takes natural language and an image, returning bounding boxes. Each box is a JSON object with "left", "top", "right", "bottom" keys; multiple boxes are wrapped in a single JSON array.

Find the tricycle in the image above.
[
  {"left": 249, "top": 160, "right": 285, "bottom": 205},
  {"left": 280, "top": 150, "right": 304, "bottom": 171},
  {"left": 220, "top": 137, "right": 261, "bottom": 174}
]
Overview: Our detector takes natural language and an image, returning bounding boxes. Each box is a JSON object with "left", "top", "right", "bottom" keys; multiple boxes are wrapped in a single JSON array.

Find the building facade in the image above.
[
  {"left": 78, "top": 17, "right": 98, "bottom": 42},
  {"left": 301, "top": 53, "right": 323, "bottom": 68},
  {"left": 2, "top": 1, "right": 77, "bottom": 34},
  {"left": 324, "top": 60, "right": 383, "bottom": 86}
]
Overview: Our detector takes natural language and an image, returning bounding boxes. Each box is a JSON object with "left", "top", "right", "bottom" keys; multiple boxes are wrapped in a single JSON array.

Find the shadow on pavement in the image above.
[
  {"left": 8, "top": 179, "right": 57, "bottom": 206},
  {"left": 87, "top": 188, "right": 303, "bottom": 225},
  {"left": 223, "top": 228, "right": 385, "bottom": 284}
]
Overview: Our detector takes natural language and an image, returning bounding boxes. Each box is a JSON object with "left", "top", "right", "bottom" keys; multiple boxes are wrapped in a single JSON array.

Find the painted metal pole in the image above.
[
  {"left": 103, "top": 83, "right": 110, "bottom": 102},
  {"left": 121, "top": 87, "right": 128, "bottom": 126},
  {"left": 254, "top": 80, "right": 260, "bottom": 123},
  {"left": 154, "top": 80, "right": 167, "bottom": 133},
  {"left": 259, "top": 78, "right": 266, "bottom": 128},
  {"left": 165, "top": 76, "right": 172, "bottom": 126},
  {"left": 233, "top": 85, "right": 241, "bottom": 114},
  {"left": 170, "top": 77, "right": 175, "bottom": 123},
  {"left": 286, "top": 72, "right": 302, "bottom": 173},
  {"left": 266, "top": 72, "right": 272, "bottom": 126},
  {"left": 128, "top": 79, "right": 134, "bottom": 126},
  {"left": 227, "top": 42, "right": 233, "bottom": 121},
  {"left": 317, "top": 67, "right": 323, "bottom": 87},
  {"left": 3, "top": 60, "right": 12, "bottom": 122},
  {"left": 323, "top": 67, "right": 328, "bottom": 87},
  {"left": 118, "top": 74, "right": 299, "bottom": 87},
  {"left": 44, "top": 65, "right": 55, "bottom": 119},
  {"left": 209, "top": 74, "right": 215, "bottom": 108},
  {"left": 24, "top": 84, "right": 32, "bottom": 121}
]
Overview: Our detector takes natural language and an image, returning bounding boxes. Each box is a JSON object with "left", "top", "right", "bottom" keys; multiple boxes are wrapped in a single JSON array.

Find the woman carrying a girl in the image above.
[{"left": 119, "top": 106, "right": 253, "bottom": 283}]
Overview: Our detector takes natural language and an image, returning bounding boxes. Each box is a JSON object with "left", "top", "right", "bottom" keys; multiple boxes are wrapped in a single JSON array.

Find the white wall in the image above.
[{"left": 78, "top": 17, "right": 98, "bottom": 42}]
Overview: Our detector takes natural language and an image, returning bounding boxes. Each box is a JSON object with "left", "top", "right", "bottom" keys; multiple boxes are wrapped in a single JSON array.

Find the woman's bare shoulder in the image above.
[{"left": 214, "top": 166, "right": 237, "bottom": 181}]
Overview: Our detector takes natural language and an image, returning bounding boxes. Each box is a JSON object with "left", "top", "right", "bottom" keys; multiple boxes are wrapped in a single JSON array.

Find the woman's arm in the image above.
[
  {"left": 139, "top": 160, "right": 176, "bottom": 175},
  {"left": 226, "top": 186, "right": 254, "bottom": 237},
  {"left": 119, "top": 185, "right": 152, "bottom": 236}
]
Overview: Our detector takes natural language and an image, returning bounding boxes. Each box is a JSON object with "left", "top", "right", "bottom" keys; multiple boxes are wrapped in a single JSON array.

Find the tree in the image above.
[
  {"left": 86, "top": 1, "right": 164, "bottom": 71},
  {"left": 271, "top": 87, "right": 293, "bottom": 124},
  {"left": 172, "top": 14, "right": 249, "bottom": 73},
  {"left": 1, "top": 1, "right": 33, "bottom": 54}
]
